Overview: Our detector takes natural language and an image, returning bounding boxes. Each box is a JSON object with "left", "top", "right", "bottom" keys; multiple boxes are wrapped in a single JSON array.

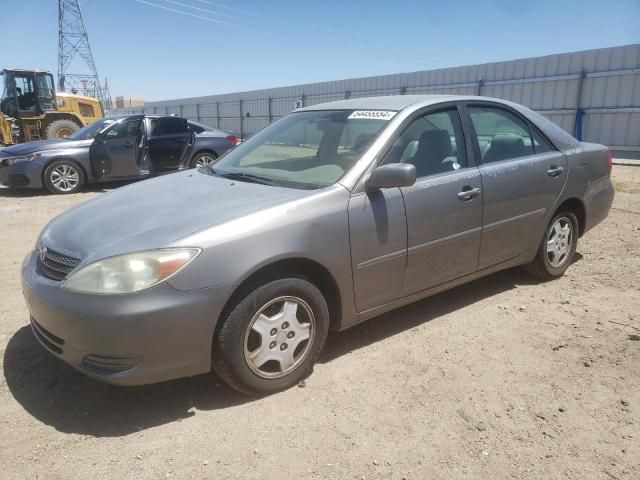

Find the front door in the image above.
[
  {"left": 466, "top": 104, "right": 569, "bottom": 269},
  {"left": 384, "top": 107, "right": 483, "bottom": 295},
  {"left": 147, "top": 117, "right": 191, "bottom": 171},
  {"left": 90, "top": 118, "right": 143, "bottom": 180},
  {"left": 348, "top": 188, "right": 407, "bottom": 312}
]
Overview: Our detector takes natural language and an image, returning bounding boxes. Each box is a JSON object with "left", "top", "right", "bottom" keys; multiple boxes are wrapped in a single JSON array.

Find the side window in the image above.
[
  {"left": 469, "top": 106, "right": 534, "bottom": 163},
  {"left": 382, "top": 109, "right": 466, "bottom": 178},
  {"left": 35, "top": 73, "right": 55, "bottom": 110},
  {"left": 530, "top": 126, "right": 554, "bottom": 154},
  {"left": 105, "top": 119, "right": 141, "bottom": 139},
  {"left": 151, "top": 117, "right": 188, "bottom": 136},
  {"left": 78, "top": 102, "right": 95, "bottom": 118}
]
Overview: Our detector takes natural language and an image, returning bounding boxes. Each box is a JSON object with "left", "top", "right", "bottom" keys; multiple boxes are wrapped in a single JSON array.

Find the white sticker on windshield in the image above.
[{"left": 348, "top": 110, "right": 397, "bottom": 121}]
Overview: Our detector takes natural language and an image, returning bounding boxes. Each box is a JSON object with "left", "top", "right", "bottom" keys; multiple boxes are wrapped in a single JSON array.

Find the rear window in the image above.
[
  {"left": 189, "top": 123, "right": 205, "bottom": 134},
  {"left": 531, "top": 126, "right": 554, "bottom": 154}
]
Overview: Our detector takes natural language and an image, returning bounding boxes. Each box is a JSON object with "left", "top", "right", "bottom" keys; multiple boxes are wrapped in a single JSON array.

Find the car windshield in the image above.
[
  {"left": 67, "top": 118, "right": 119, "bottom": 140},
  {"left": 211, "top": 110, "right": 395, "bottom": 189}
]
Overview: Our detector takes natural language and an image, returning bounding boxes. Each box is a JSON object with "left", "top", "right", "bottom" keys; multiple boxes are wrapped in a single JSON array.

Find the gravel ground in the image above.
[{"left": 0, "top": 167, "right": 638, "bottom": 480}]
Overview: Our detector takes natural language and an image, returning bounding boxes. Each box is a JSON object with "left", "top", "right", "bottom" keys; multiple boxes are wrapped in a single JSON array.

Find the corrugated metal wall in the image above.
[{"left": 112, "top": 44, "right": 640, "bottom": 157}]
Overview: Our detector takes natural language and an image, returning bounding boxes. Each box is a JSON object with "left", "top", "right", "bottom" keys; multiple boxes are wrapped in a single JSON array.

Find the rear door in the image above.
[
  {"left": 147, "top": 117, "right": 191, "bottom": 171},
  {"left": 465, "top": 103, "right": 568, "bottom": 269},
  {"left": 89, "top": 118, "right": 142, "bottom": 179}
]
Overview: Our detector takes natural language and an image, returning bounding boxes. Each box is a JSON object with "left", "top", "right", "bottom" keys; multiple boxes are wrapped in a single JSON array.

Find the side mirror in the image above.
[{"left": 365, "top": 163, "right": 416, "bottom": 191}]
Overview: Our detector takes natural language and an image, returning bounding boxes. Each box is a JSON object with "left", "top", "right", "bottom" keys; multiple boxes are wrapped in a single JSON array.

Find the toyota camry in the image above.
[{"left": 22, "top": 95, "right": 614, "bottom": 395}]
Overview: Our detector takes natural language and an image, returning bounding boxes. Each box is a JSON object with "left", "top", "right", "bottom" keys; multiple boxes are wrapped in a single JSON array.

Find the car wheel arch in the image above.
[
  {"left": 554, "top": 197, "right": 586, "bottom": 236},
  {"left": 190, "top": 149, "right": 218, "bottom": 165},
  {"left": 215, "top": 257, "right": 342, "bottom": 342}
]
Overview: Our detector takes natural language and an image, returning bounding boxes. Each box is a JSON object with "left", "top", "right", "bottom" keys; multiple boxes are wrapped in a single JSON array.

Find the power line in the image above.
[
  {"left": 191, "top": 0, "right": 260, "bottom": 17},
  {"left": 135, "top": 0, "right": 466, "bottom": 69},
  {"left": 133, "top": 0, "right": 229, "bottom": 24},
  {"left": 178, "top": 0, "right": 473, "bottom": 66},
  {"left": 162, "top": 0, "right": 233, "bottom": 19}
]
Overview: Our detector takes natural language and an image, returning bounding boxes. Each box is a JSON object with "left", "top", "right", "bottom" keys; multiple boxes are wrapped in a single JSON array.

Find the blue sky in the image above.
[{"left": 2, "top": 0, "right": 638, "bottom": 101}]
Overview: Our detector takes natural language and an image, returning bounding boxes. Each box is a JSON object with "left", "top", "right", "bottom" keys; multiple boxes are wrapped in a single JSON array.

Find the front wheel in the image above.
[
  {"left": 526, "top": 211, "right": 578, "bottom": 280},
  {"left": 43, "top": 160, "right": 85, "bottom": 194},
  {"left": 213, "top": 278, "right": 330, "bottom": 395}
]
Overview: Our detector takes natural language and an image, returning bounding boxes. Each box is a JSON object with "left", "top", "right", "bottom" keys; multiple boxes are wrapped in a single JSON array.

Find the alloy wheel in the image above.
[
  {"left": 546, "top": 216, "right": 573, "bottom": 268},
  {"left": 243, "top": 296, "right": 315, "bottom": 379},
  {"left": 196, "top": 154, "right": 216, "bottom": 167},
  {"left": 50, "top": 164, "right": 80, "bottom": 192}
]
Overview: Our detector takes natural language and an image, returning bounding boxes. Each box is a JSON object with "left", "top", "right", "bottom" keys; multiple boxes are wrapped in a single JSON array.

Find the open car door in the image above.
[
  {"left": 90, "top": 117, "right": 144, "bottom": 180},
  {"left": 146, "top": 117, "right": 192, "bottom": 172}
]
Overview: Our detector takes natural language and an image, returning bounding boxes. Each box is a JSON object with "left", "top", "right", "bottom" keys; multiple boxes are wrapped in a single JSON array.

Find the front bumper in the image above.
[
  {"left": 0, "top": 159, "right": 44, "bottom": 188},
  {"left": 21, "top": 249, "right": 235, "bottom": 386}
]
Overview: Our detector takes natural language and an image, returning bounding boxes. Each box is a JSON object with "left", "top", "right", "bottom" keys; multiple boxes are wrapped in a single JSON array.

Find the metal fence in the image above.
[{"left": 112, "top": 44, "right": 640, "bottom": 158}]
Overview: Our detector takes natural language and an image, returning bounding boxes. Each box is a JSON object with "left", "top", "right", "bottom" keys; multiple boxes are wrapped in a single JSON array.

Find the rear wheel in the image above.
[
  {"left": 43, "top": 160, "right": 85, "bottom": 194},
  {"left": 45, "top": 119, "right": 80, "bottom": 139},
  {"left": 213, "top": 278, "right": 329, "bottom": 395},
  {"left": 190, "top": 152, "right": 217, "bottom": 168},
  {"left": 526, "top": 211, "right": 578, "bottom": 280}
]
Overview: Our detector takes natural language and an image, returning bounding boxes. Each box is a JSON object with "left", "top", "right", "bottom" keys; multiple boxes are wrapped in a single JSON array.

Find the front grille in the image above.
[
  {"left": 37, "top": 247, "right": 81, "bottom": 281},
  {"left": 7, "top": 174, "right": 29, "bottom": 186}
]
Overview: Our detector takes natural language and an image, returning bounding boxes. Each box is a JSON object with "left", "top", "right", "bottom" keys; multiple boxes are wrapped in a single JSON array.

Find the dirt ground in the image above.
[{"left": 0, "top": 167, "right": 638, "bottom": 480}]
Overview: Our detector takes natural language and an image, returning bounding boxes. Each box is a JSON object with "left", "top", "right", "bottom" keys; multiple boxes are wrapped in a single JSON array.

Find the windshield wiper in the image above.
[{"left": 211, "top": 169, "right": 279, "bottom": 186}]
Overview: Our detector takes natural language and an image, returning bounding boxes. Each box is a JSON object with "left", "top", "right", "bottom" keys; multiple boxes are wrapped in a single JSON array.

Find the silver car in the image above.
[{"left": 22, "top": 95, "right": 614, "bottom": 395}]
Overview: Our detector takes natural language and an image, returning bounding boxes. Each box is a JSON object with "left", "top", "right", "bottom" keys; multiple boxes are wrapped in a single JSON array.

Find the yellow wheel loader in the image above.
[{"left": 0, "top": 68, "right": 103, "bottom": 145}]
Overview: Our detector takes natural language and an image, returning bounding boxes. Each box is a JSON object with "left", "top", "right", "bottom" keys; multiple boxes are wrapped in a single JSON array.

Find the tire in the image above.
[
  {"left": 45, "top": 119, "right": 80, "bottom": 140},
  {"left": 189, "top": 151, "right": 217, "bottom": 168},
  {"left": 213, "top": 277, "right": 330, "bottom": 395},
  {"left": 526, "top": 210, "right": 579, "bottom": 280},
  {"left": 43, "top": 160, "right": 85, "bottom": 194}
]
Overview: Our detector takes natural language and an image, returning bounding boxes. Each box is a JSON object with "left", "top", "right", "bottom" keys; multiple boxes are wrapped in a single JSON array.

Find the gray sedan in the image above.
[
  {"left": 22, "top": 95, "right": 614, "bottom": 395},
  {"left": 0, "top": 115, "right": 237, "bottom": 194}
]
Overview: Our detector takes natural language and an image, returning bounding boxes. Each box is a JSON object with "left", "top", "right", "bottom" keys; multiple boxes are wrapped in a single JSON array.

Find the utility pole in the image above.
[{"left": 58, "top": 0, "right": 112, "bottom": 111}]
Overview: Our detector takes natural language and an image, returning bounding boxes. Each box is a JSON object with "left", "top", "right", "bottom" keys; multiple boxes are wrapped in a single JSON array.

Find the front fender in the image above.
[
  {"left": 166, "top": 185, "right": 359, "bottom": 329},
  {"left": 42, "top": 150, "right": 93, "bottom": 182}
]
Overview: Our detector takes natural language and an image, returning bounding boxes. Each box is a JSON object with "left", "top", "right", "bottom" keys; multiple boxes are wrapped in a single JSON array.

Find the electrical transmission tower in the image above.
[{"left": 58, "top": 0, "right": 112, "bottom": 110}]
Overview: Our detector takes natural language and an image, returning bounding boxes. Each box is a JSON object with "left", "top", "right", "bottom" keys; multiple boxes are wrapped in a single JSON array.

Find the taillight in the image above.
[
  {"left": 607, "top": 150, "right": 613, "bottom": 171},
  {"left": 227, "top": 135, "right": 238, "bottom": 145}
]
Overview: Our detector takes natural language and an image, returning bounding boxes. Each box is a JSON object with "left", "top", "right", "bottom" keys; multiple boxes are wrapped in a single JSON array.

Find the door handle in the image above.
[
  {"left": 124, "top": 142, "right": 134, "bottom": 147},
  {"left": 457, "top": 186, "right": 481, "bottom": 201},
  {"left": 547, "top": 165, "right": 564, "bottom": 177}
]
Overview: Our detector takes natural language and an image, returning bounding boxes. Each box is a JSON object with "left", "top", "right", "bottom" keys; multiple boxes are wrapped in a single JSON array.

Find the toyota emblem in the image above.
[{"left": 38, "top": 244, "right": 48, "bottom": 262}]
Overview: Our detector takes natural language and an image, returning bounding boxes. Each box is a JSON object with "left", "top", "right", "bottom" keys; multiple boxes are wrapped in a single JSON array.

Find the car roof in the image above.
[
  {"left": 296, "top": 94, "right": 457, "bottom": 112},
  {"left": 2, "top": 68, "right": 51, "bottom": 74},
  {"left": 294, "top": 94, "right": 546, "bottom": 112}
]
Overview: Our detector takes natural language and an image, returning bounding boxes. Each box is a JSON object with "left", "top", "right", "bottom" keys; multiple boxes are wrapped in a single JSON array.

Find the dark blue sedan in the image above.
[{"left": 0, "top": 115, "right": 237, "bottom": 194}]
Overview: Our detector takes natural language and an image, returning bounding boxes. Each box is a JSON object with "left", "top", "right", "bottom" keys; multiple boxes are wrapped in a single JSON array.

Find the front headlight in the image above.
[
  {"left": 62, "top": 248, "right": 200, "bottom": 294},
  {"left": 2, "top": 153, "right": 41, "bottom": 166}
]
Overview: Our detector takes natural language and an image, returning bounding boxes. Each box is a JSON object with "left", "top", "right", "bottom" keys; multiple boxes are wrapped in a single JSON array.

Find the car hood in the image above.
[
  {"left": 38, "top": 169, "right": 314, "bottom": 264},
  {"left": 0, "top": 139, "right": 92, "bottom": 156}
]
